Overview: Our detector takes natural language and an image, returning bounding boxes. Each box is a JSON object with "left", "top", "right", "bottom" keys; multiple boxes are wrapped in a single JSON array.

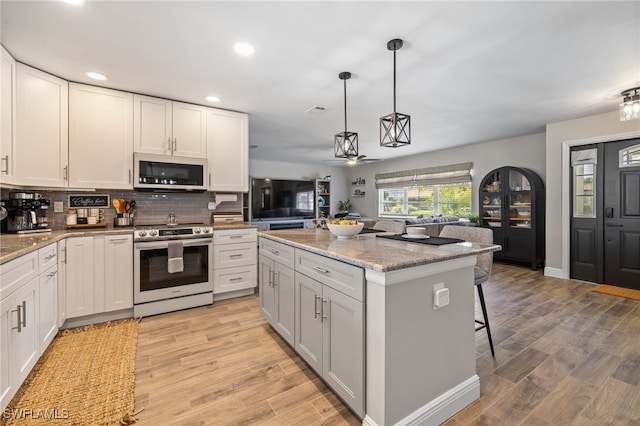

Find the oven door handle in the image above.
[{"left": 134, "top": 238, "right": 213, "bottom": 250}]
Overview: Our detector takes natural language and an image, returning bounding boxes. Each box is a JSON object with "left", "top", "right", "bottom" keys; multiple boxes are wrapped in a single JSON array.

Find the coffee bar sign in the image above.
[{"left": 68, "top": 194, "right": 110, "bottom": 209}]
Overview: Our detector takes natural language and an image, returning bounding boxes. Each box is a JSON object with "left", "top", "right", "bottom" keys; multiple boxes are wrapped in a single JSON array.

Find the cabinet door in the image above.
[
  {"left": 38, "top": 266, "right": 58, "bottom": 351},
  {"left": 1, "top": 46, "right": 16, "bottom": 184},
  {"left": 258, "top": 255, "right": 276, "bottom": 324},
  {"left": 294, "top": 272, "right": 323, "bottom": 374},
  {"left": 213, "top": 264, "right": 257, "bottom": 294},
  {"left": 0, "top": 291, "right": 13, "bottom": 409},
  {"left": 322, "top": 284, "right": 365, "bottom": 417},
  {"left": 133, "top": 94, "right": 173, "bottom": 156},
  {"left": 274, "top": 261, "right": 295, "bottom": 346},
  {"left": 103, "top": 235, "right": 133, "bottom": 312},
  {"left": 213, "top": 241, "right": 257, "bottom": 269},
  {"left": 172, "top": 101, "right": 207, "bottom": 158},
  {"left": 57, "top": 239, "right": 67, "bottom": 327},
  {"left": 15, "top": 63, "right": 68, "bottom": 187},
  {"left": 206, "top": 108, "right": 248, "bottom": 191},
  {"left": 65, "top": 237, "right": 95, "bottom": 318},
  {"left": 69, "top": 84, "right": 134, "bottom": 189}
]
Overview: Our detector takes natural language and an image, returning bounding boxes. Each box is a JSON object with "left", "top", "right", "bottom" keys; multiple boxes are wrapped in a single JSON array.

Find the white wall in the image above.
[
  {"left": 343, "top": 133, "right": 546, "bottom": 219},
  {"left": 544, "top": 111, "right": 640, "bottom": 277},
  {"left": 248, "top": 159, "right": 350, "bottom": 217}
]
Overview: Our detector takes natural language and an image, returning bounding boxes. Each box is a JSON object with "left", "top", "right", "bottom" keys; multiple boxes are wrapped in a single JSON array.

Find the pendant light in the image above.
[
  {"left": 380, "top": 38, "right": 411, "bottom": 148},
  {"left": 334, "top": 71, "right": 359, "bottom": 158},
  {"left": 620, "top": 87, "right": 640, "bottom": 121}
]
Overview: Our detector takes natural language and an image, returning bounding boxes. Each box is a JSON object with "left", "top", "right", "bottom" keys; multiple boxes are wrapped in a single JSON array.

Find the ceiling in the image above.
[{"left": 2, "top": 1, "right": 639, "bottom": 166}]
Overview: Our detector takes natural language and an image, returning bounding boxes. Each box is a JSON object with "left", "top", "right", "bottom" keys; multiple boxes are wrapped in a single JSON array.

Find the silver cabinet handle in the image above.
[
  {"left": 321, "top": 298, "right": 327, "bottom": 322},
  {"left": 1, "top": 155, "right": 8, "bottom": 174},
  {"left": 45, "top": 253, "right": 56, "bottom": 261},
  {"left": 312, "top": 266, "right": 330, "bottom": 274},
  {"left": 274, "top": 271, "right": 279, "bottom": 287},
  {"left": 47, "top": 271, "right": 57, "bottom": 278},
  {"left": 12, "top": 303, "right": 22, "bottom": 332},
  {"left": 62, "top": 247, "right": 67, "bottom": 264},
  {"left": 63, "top": 165, "right": 68, "bottom": 180},
  {"left": 230, "top": 277, "right": 243, "bottom": 282},
  {"left": 109, "top": 238, "right": 130, "bottom": 242},
  {"left": 268, "top": 269, "right": 273, "bottom": 287},
  {"left": 314, "top": 294, "right": 320, "bottom": 318},
  {"left": 173, "top": 138, "right": 177, "bottom": 152},
  {"left": 270, "top": 249, "right": 279, "bottom": 255},
  {"left": 129, "top": 169, "right": 132, "bottom": 184},
  {"left": 230, "top": 254, "right": 243, "bottom": 258},
  {"left": 230, "top": 235, "right": 243, "bottom": 239},
  {"left": 166, "top": 137, "right": 171, "bottom": 152},
  {"left": 209, "top": 172, "right": 212, "bottom": 186},
  {"left": 21, "top": 301, "right": 26, "bottom": 328}
]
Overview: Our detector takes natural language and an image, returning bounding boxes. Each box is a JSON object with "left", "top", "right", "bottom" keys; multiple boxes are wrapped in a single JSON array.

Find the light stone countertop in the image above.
[
  {"left": 260, "top": 228, "right": 501, "bottom": 272},
  {"left": 0, "top": 223, "right": 259, "bottom": 265}
]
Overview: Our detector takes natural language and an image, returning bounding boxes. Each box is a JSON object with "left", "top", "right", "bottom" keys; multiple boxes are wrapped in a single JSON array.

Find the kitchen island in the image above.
[{"left": 258, "top": 228, "right": 500, "bottom": 426}]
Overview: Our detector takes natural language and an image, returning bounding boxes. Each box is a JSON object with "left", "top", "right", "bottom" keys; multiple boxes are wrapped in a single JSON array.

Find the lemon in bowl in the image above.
[{"left": 326, "top": 220, "right": 364, "bottom": 239}]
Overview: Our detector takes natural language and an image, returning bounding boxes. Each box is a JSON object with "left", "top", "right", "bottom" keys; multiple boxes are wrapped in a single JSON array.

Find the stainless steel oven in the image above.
[{"left": 133, "top": 224, "right": 213, "bottom": 317}]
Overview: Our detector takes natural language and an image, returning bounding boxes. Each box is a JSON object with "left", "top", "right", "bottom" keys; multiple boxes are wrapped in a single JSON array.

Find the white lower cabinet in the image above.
[
  {"left": 57, "top": 239, "right": 66, "bottom": 327},
  {"left": 294, "top": 251, "right": 365, "bottom": 418},
  {"left": 66, "top": 235, "right": 133, "bottom": 319},
  {"left": 0, "top": 243, "right": 58, "bottom": 411},
  {"left": 37, "top": 243, "right": 58, "bottom": 351},
  {"left": 257, "top": 237, "right": 365, "bottom": 417},
  {"left": 259, "top": 254, "right": 295, "bottom": 345},
  {"left": 213, "top": 228, "right": 257, "bottom": 300}
]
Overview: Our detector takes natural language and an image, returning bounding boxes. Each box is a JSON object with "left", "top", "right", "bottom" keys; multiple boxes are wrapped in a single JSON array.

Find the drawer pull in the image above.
[
  {"left": 270, "top": 249, "right": 279, "bottom": 254},
  {"left": 229, "top": 234, "right": 243, "bottom": 238},
  {"left": 229, "top": 254, "right": 243, "bottom": 258},
  {"left": 268, "top": 270, "right": 274, "bottom": 287},
  {"left": 12, "top": 303, "right": 22, "bottom": 333},
  {"left": 230, "top": 277, "right": 244, "bottom": 282},
  {"left": 321, "top": 298, "right": 327, "bottom": 322},
  {"left": 47, "top": 271, "right": 57, "bottom": 278},
  {"left": 45, "top": 254, "right": 56, "bottom": 261},
  {"left": 312, "top": 266, "right": 330, "bottom": 274}
]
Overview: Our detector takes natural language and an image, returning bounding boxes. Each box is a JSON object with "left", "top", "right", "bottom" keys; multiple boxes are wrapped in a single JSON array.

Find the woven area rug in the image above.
[
  {"left": 2, "top": 318, "right": 139, "bottom": 426},
  {"left": 592, "top": 284, "right": 640, "bottom": 301}
]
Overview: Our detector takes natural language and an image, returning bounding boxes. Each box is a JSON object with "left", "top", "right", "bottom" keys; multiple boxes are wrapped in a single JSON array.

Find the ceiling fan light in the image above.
[
  {"left": 619, "top": 87, "right": 640, "bottom": 121},
  {"left": 334, "top": 131, "right": 359, "bottom": 158}
]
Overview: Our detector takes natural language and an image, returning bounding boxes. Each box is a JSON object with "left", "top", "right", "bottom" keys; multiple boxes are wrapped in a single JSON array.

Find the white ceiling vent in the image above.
[{"left": 305, "top": 105, "right": 327, "bottom": 115}]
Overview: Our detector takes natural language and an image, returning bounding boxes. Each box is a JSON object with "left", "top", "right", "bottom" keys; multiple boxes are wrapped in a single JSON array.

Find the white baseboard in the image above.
[
  {"left": 361, "top": 375, "right": 480, "bottom": 426},
  {"left": 544, "top": 266, "right": 567, "bottom": 279}
]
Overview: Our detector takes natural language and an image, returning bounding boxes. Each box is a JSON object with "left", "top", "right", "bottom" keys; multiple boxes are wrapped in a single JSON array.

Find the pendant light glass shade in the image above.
[
  {"left": 380, "top": 39, "right": 411, "bottom": 148},
  {"left": 335, "top": 72, "right": 359, "bottom": 158},
  {"left": 620, "top": 87, "right": 640, "bottom": 121}
]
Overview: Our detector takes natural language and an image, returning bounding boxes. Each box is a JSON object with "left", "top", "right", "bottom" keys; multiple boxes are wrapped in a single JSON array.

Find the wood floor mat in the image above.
[
  {"left": 2, "top": 318, "right": 139, "bottom": 426},
  {"left": 592, "top": 284, "right": 640, "bottom": 301}
]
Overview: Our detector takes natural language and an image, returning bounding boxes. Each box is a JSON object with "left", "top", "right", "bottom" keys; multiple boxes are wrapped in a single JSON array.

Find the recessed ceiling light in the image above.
[
  {"left": 206, "top": 96, "right": 221, "bottom": 103},
  {"left": 234, "top": 42, "right": 256, "bottom": 56},
  {"left": 85, "top": 71, "right": 108, "bottom": 81}
]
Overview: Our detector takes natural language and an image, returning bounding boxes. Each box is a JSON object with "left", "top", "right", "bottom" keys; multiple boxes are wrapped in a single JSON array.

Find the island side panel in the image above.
[{"left": 365, "top": 256, "right": 479, "bottom": 425}]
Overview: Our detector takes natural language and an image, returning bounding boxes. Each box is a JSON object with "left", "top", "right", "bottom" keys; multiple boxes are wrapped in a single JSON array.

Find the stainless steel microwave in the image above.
[{"left": 133, "top": 153, "right": 208, "bottom": 191}]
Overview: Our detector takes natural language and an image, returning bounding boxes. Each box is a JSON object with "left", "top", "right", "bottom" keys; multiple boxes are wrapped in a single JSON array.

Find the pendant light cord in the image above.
[
  {"left": 393, "top": 49, "right": 397, "bottom": 115},
  {"left": 344, "top": 77, "right": 348, "bottom": 132}
]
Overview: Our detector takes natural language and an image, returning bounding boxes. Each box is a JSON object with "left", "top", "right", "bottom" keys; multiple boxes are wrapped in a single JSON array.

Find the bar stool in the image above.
[{"left": 440, "top": 225, "right": 495, "bottom": 357}]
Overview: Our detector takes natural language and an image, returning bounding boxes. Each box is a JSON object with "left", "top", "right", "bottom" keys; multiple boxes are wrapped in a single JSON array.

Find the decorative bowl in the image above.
[{"left": 326, "top": 222, "right": 364, "bottom": 239}]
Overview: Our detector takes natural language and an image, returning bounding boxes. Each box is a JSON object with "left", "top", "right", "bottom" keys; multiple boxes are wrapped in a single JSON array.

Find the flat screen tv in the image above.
[{"left": 250, "top": 178, "right": 315, "bottom": 221}]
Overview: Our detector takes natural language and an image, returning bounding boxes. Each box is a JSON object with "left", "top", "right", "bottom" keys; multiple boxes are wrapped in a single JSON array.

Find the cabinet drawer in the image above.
[
  {"left": 259, "top": 238, "right": 295, "bottom": 269},
  {"left": 0, "top": 251, "right": 38, "bottom": 300},
  {"left": 295, "top": 249, "right": 364, "bottom": 301},
  {"left": 213, "top": 264, "right": 257, "bottom": 294},
  {"left": 38, "top": 243, "right": 57, "bottom": 272},
  {"left": 214, "top": 228, "right": 257, "bottom": 244},
  {"left": 213, "top": 242, "right": 256, "bottom": 269}
]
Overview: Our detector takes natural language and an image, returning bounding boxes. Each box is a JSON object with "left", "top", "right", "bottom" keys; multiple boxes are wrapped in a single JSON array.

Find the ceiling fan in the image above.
[{"left": 323, "top": 155, "right": 382, "bottom": 165}]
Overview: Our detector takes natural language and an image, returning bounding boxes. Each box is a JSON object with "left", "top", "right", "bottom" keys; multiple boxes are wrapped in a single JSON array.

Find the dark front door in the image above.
[{"left": 604, "top": 138, "right": 640, "bottom": 290}]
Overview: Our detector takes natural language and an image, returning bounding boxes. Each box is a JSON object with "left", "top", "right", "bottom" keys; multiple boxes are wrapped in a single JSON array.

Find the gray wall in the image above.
[
  {"left": 342, "top": 133, "right": 546, "bottom": 219},
  {"left": 545, "top": 110, "right": 640, "bottom": 276}
]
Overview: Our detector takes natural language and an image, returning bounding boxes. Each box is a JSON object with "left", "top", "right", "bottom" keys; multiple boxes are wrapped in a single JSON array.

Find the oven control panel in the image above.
[{"left": 134, "top": 225, "right": 213, "bottom": 241}]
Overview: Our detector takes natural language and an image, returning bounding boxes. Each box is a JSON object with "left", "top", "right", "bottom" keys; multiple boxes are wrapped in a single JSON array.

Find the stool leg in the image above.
[{"left": 476, "top": 283, "right": 495, "bottom": 357}]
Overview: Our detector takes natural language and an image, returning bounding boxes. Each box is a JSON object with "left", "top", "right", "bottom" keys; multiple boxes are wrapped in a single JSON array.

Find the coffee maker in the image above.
[{"left": 1, "top": 193, "right": 52, "bottom": 234}]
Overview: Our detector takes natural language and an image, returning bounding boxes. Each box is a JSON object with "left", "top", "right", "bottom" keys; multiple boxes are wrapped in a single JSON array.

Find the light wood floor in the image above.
[{"left": 134, "top": 263, "right": 640, "bottom": 425}]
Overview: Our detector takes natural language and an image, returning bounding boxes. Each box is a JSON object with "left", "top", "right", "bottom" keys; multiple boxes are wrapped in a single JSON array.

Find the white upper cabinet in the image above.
[
  {"left": 1, "top": 47, "right": 16, "bottom": 184},
  {"left": 68, "top": 83, "right": 134, "bottom": 189},
  {"left": 133, "top": 94, "right": 206, "bottom": 158},
  {"left": 206, "top": 108, "right": 249, "bottom": 192},
  {"left": 15, "top": 63, "right": 68, "bottom": 187}
]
